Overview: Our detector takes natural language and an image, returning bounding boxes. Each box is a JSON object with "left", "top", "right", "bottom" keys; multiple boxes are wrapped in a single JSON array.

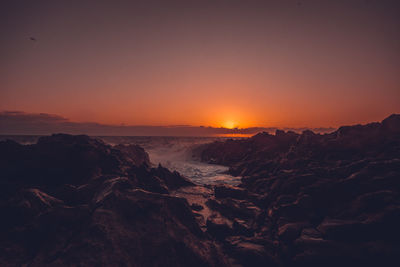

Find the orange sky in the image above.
[{"left": 1, "top": 0, "right": 399, "bottom": 128}]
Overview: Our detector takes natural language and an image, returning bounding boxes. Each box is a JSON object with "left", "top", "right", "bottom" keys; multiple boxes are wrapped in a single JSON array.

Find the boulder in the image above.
[
  {"left": 206, "top": 214, "right": 234, "bottom": 240},
  {"left": 225, "top": 236, "right": 279, "bottom": 267},
  {"left": 114, "top": 144, "right": 150, "bottom": 166},
  {"left": 214, "top": 184, "right": 248, "bottom": 200},
  {"left": 206, "top": 198, "right": 260, "bottom": 221},
  {"left": 317, "top": 218, "right": 365, "bottom": 242},
  {"left": 278, "top": 222, "right": 309, "bottom": 242},
  {"left": 190, "top": 203, "right": 204, "bottom": 211},
  {"left": 151, "top": 165, "right": 195, "bottom": 190}
]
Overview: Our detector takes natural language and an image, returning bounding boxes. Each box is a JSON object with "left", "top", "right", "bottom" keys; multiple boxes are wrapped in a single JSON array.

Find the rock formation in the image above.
[
  {"left": 0, "top": 134, "right": 226, "bottom": 266},
  {"left": 1, "top": 114, "right": 400, "bottom": 266},
  {"left": 195, "top": 114, "right": 400, "bottom": 266}
]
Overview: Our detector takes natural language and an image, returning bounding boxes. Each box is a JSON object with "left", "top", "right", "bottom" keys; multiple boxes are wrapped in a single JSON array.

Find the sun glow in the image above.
[{"left": 222, "top": 120, "right": 237, "bottom": 129}]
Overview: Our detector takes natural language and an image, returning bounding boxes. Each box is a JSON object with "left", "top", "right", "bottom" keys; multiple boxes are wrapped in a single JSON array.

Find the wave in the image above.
[{"left": 99, "top": 136, "right": 241, "bottom": 185}]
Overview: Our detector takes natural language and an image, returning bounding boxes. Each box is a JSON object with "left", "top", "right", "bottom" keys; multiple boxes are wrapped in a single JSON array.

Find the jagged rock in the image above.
[
  {"left": 190, "top": 203, "right": 204, "bottom": 211},
  {"left": 316, "top": 219, "right": 366, "bottom": 241},
  {"left": 214, "top": 184, "right": 248, "bottom": 199},
  {"left": 278, "top": 222, "right": 309, "bottom": 242},
  {"left": 151, "top": 164, "right": 195, "bottom": 190},
  {"left": 225, "top": 236, "right": 279, "bottom": 267},
  {"left": 206, "top": 214, "right": 234, "bottom": 240},
  {"left": 196, "top": 114, "right": 400, "bottom": 265},
  {"left": 0, "top": 134, "right": 227, "bottom": 266},
  {"left": 0, "top": 188, "right": 64, "bottom": 230},
  {"left": 129, "top": 165, "right": 170, "bottom": 194},
  {"left": 232, "top": 219, "right": 254, "bottom": 237},
  {"left": 206, "top": 198, "right": 260, "bottom": 221},
  {"left": 114, "top": 144, "right": 150, "bottom": 166},
  {"left": 382, "top": 114, "right": 400, "bottom": 132}
]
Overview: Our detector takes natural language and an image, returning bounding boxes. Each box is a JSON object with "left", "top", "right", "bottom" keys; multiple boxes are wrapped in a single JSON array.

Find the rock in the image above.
[
  {"left": 0, "top": 188, "right": 64, "bottom": 230},
  {"left": 232, "top": 219, "right": 254, "bottom": 237},
  {"left": 206, "top": 198, "right": 260, "bottom": 221},
  {"left": 348, "top": 190, "right": 396, "bottom": 215},
  {"left": 20, "top": 188, "right": 64, "bottom": 211},
  {"left": 27, "top": 187, "right": 227, "bottom": 266},
  {"left": 151, "top": 165, "right": 195, "bottom": 190},
  {"left": 129, "top": 165, "right": 170, "bottom": 194},
  {"left": 206, "top": 214, "right": 234, "bottom": 240},
  {"left": 225, "top": 237, "right": 279, "bottom": 267},
  {"left": 299, "top": 228, "right": 323, "bottom": 240},
  {"left": 191, "top": 203, "right": 204, "bottom": 211},
  {"left": 0, "top": 134, "right": 122, "bottom": 190},
  {"left": 317, "top": 219, "right": 365, "bottom": 242},
  {"left": 381, "top": 114, "right": 400, "bottom": 133},
  {"left": 363, "top": 205, "right": 400, "bottom": 242},
  {"left": 195, "top": 114, "right": 400, "bottom": 264},
  {"left": 2, "top": 113, "right": 400, "bottom": 266},
  {"left": 214, "top": 184, "right": 248, "bottom": 200},
  {"left": 275, "top": 194, "right": 296, "bottom": 206},
  {"left": 0, "top": 134, "right": 229, "bottom": 266},
  {"left": 114, "top": 144, "right": 150, "bottom": 166},
  {"left": 278, "top": 222, "right": 309, "bottom": 242}
]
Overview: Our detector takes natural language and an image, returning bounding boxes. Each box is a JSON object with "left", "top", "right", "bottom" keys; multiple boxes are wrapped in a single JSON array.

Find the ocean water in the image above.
[
  {"left": 0, "top": 135, "right": 241, "bottom": 185},
  {"left": 99, "top": 136, "right": 241, "bottom": 185}
]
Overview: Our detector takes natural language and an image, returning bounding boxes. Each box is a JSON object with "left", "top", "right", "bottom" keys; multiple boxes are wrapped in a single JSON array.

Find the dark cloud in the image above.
[
  {"left": 0, "top": 111, "right": 68, "bottom": 122},
  {"left": 0, "top": 111, "right": 336, "bottom": 136}
]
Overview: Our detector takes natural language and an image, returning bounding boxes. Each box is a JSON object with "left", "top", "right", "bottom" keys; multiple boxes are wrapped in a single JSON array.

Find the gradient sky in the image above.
[{"left": 1, "top": 0, "right": 399, "bottom": 128}]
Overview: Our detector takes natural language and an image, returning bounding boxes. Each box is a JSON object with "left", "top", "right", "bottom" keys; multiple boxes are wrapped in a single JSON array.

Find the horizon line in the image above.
[{"left": 0, "top": 110, "right": 339, "bottom": 130}]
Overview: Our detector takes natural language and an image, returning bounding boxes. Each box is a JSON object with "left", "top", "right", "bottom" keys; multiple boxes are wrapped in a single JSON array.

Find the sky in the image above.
[{"left": 1, "top": 0, "right": 399, "bottom": 131}]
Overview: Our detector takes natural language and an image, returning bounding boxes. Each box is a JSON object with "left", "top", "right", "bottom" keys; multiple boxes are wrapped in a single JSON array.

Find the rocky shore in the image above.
[
  {"left": 1, "top": 114, "right": 399, "bottom": 266},
  {"left": 0, "top": 134, "right": 226, "bottom": 266},
  {"left": 194, "top": 114, "right": 400, "bottom": 266}
]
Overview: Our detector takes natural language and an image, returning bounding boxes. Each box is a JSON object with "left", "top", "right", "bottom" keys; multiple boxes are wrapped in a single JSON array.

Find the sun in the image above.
[{"left": 222, "top": 120, "right": 237, "bottom": 129}]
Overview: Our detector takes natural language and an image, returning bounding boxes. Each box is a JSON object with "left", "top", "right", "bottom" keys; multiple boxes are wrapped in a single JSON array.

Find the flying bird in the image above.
[{"left": 29, "top": 37, "right": 36, "bottom": 41}]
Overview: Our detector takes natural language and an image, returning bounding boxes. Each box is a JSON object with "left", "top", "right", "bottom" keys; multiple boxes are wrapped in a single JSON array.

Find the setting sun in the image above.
[{"left": 222, "top": 120, "right": 237, "bottom": 129}]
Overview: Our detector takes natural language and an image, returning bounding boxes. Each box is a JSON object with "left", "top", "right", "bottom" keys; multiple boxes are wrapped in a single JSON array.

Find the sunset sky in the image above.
[{"left": 1, "top": 0, "right": 399, "bottom": 129}]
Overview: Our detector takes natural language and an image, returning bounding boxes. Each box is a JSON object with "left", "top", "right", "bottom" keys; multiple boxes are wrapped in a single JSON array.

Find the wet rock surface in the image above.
[{"left": 195, "top": 114, "right": 400, "bottom": 266}]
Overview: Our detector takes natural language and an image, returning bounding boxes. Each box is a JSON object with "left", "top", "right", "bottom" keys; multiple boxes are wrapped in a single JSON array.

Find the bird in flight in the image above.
[{"left": 29, "top": 37, "right": 36, "bottom": 41}]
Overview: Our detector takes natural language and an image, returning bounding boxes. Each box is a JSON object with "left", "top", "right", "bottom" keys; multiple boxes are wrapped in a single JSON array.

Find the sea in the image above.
[{"left": 0, "top": 135, "right": 241, "bottom": 185}]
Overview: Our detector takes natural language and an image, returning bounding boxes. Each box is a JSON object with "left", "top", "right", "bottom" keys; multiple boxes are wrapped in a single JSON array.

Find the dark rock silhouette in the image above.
[
  {"left": 114, "top": 143, "right": 150, "bottom": 166},
  {"left": 1, "top": 114, "right": 400, "bottom": 266},
  {"left": 0, "top": 134, "right": 226, "bottom": 266},
  {"left": 195, "top": 114, "right": 400, "bottom": 266}
]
